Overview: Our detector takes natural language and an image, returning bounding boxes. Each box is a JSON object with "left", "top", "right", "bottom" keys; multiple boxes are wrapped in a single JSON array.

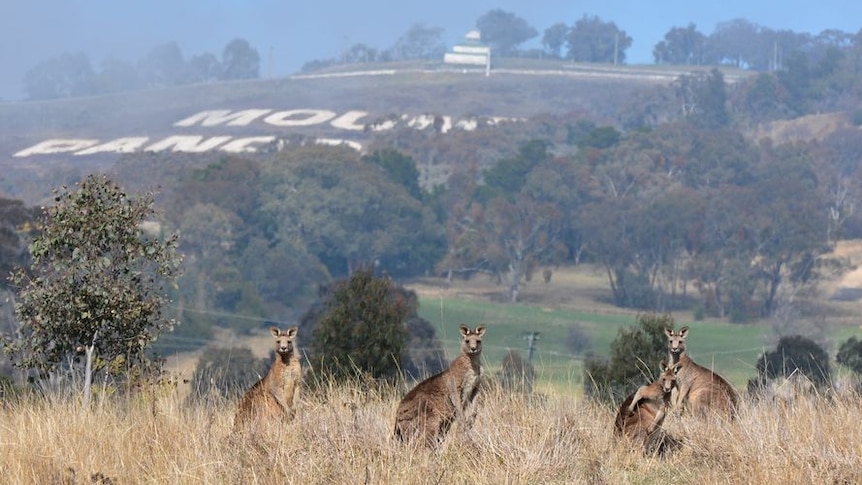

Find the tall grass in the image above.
[{"left": 1, "top": 380, "right": 859, "bottom": 484}]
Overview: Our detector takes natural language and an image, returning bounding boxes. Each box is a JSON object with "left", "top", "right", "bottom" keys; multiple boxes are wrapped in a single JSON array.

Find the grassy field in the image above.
[
  {"left": 1, "top": 379, "right": 859, "bottom": 484},
  {"left": 408, "top": 261, "right": 862, "bottom": 394}
]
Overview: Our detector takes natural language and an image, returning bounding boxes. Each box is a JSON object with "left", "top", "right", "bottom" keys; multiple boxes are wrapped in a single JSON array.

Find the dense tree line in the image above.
[{"left": 24, "top": 38, "right": 260, "bottom": 100}]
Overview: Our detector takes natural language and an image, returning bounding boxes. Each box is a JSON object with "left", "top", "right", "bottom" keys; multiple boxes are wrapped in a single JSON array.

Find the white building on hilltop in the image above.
[{"left": 443, "top": 30, "right": 490, "bottom": 76}]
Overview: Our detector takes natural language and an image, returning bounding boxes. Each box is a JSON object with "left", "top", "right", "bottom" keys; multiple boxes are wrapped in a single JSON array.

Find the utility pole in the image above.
[{"left": 524, "top": 331, "right": 540, "bottom": 364}]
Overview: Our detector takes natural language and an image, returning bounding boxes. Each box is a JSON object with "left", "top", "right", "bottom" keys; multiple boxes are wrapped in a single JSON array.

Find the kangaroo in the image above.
[
  {"left": 665, "top": 326, "right": 739, "bottom": 418},
  {"left": 234, "top": 326, "right": 302, "bottom": 432},
  {"left": 394, "top": 324, "right": 486, "bottom": 447},
  {"left": 615, "top": 360, "right": 680, "bottom": 454}
]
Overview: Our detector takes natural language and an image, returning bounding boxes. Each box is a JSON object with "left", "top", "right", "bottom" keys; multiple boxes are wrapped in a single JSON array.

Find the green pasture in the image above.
[{"left": 418, "top": 296, "right": 774, "bottom": 393}]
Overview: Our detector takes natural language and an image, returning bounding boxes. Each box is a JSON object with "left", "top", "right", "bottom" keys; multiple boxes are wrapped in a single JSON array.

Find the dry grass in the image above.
[{"left": 1, "top": 381, "right": 860, "bottom": 484}]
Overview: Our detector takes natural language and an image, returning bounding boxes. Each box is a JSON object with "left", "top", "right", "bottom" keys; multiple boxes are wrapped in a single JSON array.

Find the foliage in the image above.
[
  {"left": 653, "top": 23, "right": 707, "bottom": 65},
  {"left": 542, "top": 23, "right": 569, "bottom": 58},
  {"left": 836, "top": 336, "right": 862, "bottom": 376},
  {"left": 137, "top": 41, "right": 187, "bottom": 87},
  {"left": 305, "top": 266, "right": 410, "bottom": 382},
  {"left": 583, "top": 313, "right": 674, "bottom": 404},
  {"left": 475, "top": 9, "right": 538, "bottom": 57},
  {"left": 5, "top": 174, "right": 182, "bottom": 388},
  {"left": 362, "top": 149, "right": 423, "bottom": 200},
  {"left": 566, "top": 15, "right": 632, "bottom": 64},
  {"left": 261, "top": 146, "right": 445, "bottom": 278},
  {"left": 186, "top": 346, "right": 268, "bottom": 403},
  {"left": 220, "top": 38, "right": 260, "bottom": 80},
  {"left": 24, "top": 52, "right": 96, "bottom": 100},
  {"left": 752, "top": 335, "right": 832, "bottom": 388},
  {"left": 388, "top": 23, "right": 446, "bottom": 61},
  {"left": 0, "top": 197, "right": 36, "bottom": 290}
]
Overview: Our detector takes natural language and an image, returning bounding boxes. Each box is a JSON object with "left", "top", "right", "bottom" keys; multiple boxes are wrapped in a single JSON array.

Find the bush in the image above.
[
  {"left": 751, "top": 335, "right": 831, "bottom": 389},
  {"left": 837, "top": 336, "right": 862, "bottom": 376},
  {"left": 304, "top": 265, "right": 410, "bottom": 383},
  {"left": 583, "top": 313, "right": 674, "bottom": 405}
]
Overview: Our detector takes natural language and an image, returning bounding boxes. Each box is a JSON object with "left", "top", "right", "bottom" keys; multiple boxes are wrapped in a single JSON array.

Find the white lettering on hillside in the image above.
[
  {"left": 329, "top": 110, "right": 370, "bottom": 131},
  {"left": 74, "top": 137, "right": 150, "bottom": 155},
  {"left": 11, "top": 108, "right": 526, "bottom": 158},
  {"left": 173, "top": 109, "right": 273, "bottom": 127},
  {"left": 220, "top": 136, "right": 277, "bottom": 153},
  {"left": 14, "top": 139, "right": 99, "bottom": 157},
  {"left": 264, "top": 109, "right": 336, "bottom": 127},
  {"left": 145, "top": 136, "right": 233, "bottom": 152}
]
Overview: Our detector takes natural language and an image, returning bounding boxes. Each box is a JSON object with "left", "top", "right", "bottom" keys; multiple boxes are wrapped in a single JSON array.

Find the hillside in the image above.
[{"left": 0, "top": 61, "right": 743, "bottom": 205}]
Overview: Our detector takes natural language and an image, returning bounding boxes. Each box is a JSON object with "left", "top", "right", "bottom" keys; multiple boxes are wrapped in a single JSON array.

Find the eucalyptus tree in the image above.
[{"left": 6, "top": 174, "right": 181, "bottom": 405}]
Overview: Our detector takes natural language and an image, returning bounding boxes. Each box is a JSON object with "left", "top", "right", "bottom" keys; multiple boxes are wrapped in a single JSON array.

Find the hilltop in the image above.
[{"left": 0, "top": 60, "right": 752, "bottom": 205}]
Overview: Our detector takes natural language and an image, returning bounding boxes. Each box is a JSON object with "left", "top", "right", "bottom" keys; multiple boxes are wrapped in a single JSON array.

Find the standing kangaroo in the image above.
[
  {"left": 615, "top": 360, "right": 680, "bottom": 454},
  {"left": 394, "top": 324, "right": 486, "bottom": 447},
  {"left": 234, "top": 326, "right": 302, "bottom": 432},
  {"left": 665, "top": 326, "right": 739, "bottom": 418}
]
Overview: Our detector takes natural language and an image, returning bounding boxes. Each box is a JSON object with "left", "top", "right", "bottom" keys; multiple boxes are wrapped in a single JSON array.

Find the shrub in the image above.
[
  {"left": 583, "top": 313, "right": 673, "bottom": 404},
  {"left": 751, "top": 335, "right": 831, "bottom": 389},
  {"left": 836, "top": 336, "right": 862, "bottom": 376}
]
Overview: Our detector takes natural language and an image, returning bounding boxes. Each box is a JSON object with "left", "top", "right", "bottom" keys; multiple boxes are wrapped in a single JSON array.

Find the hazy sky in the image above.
[{"left": 1, "top": 0, "right": 861, "bottom": 101}]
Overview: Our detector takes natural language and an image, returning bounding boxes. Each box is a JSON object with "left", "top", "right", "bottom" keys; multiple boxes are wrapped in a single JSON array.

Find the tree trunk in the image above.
[{"left": 83, "top": 342, "right": 95, "bottom": 410}]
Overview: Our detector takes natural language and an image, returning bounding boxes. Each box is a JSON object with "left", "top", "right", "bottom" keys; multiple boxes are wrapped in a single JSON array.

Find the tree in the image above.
[
  {"left": 388, "top": 23, "right": 446, "bottom": 61},
  {"left": 475, "top": 9, "right": 538, "bottom": 57},
  {"left": 187, "top": 53, "right": 221, "bottom": 83},
  {"left": 836, "top": 337, "right": 862, "bottom": 376},
  {"left": 260, "top": 146, "right": 445, "bottom": 278},
  {"left": 542, "top": 23, "right": 569, "bottom": 58},
  {"left": 0, "top": 198, "right": 36, "bottom": 289},
  {"left": 583, "top": 313, "right": 674, "bottom": 404},
  {"left": 305, "top": 265, "right": 410, "bottom": 382},
  {"left": 653, "top": 23, "right": 707, "bottom": 65},
  {"left": 566, "top": 15, "right": 632, "bottom": 64},
  {"left": 221, "top": 38, "right": 260, "bottom": 80},
  {"left": 5, "top": 175, "right": 181, "bottom": 405},
  {"left": 95, "top": 58, "right": 142, "bottom": 94},
  {"left": 137, "top": 41, "right": 187, "bottom": 87},
  {"left": 752, "top": 335, "right": 831, "bottom": 388},
  {"left": 362, "top": 149, "right": 423, "bottom": 200},
  {"left": 342, "top": 43, "right": 378, "bottom": 64},
  {"left": 24, "top": 52, "right": 96, "bottom": 99}
]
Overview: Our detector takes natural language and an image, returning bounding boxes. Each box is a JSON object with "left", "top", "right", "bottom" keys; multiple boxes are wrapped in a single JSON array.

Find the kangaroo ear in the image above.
[
  {"left": 270, "top": 327, "right": 281, "bottom": 337},
  {"left": 459, "top": 324, "right": 470, "bottom": 337},
  {"left": 679, "top": 326, "right": 689, "bottom": 337},
  {"left": 665, "top": 327, "right": 674, "bottom": 337},
  {"left": 286, "top": 325, "right": 298, "bottom": 337},
  {"left": 672, "top": 362, "right": 682, "bottom": 374},
  {"left": 660, "top": 359, "right": 668, "bottom": 372},
  {"left": 474, "top": 325, "right": 486, "bottom": 337}
]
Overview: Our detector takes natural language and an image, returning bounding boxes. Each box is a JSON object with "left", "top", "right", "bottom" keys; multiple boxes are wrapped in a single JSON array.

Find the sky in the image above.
[{"left": 1, "top": 0, "right": 861, "bottom": 101}]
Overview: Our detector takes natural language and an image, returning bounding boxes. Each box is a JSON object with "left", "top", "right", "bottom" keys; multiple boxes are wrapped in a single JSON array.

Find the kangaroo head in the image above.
[
  {"left": 659, "top": 360, "right": 681, "bottom": 394},
  {"left": 665, "top": 326, "right": 688, "bottom": 356},
  {"left": 459, "top": 324, "right": 486, "bottom": 356},
  {"left": 270, "top": 326, "right": 298, "bottom": 356}
]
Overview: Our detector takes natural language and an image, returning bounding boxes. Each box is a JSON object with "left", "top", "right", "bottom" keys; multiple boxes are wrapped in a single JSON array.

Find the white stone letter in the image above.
[
  {"left": 14, "top": 139, "right": 99, "bottom": 157},
  {"left": 330, "top": 110, "right": 370, "bottom": 131},
  {"left": 74, "top": 137, "right": 150, "bottom": 155},
  {"left": 220, "top": 136, "right": 276, "bottom": 153},
  {"left": 145, "top": 136, "right": 232, "bottom": 153},
  {"left": 173, "top": 109, "right": 272, "bottom": 127},
  {"left": 264, "top": 109, "right": 336, "bottom": 127}
]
